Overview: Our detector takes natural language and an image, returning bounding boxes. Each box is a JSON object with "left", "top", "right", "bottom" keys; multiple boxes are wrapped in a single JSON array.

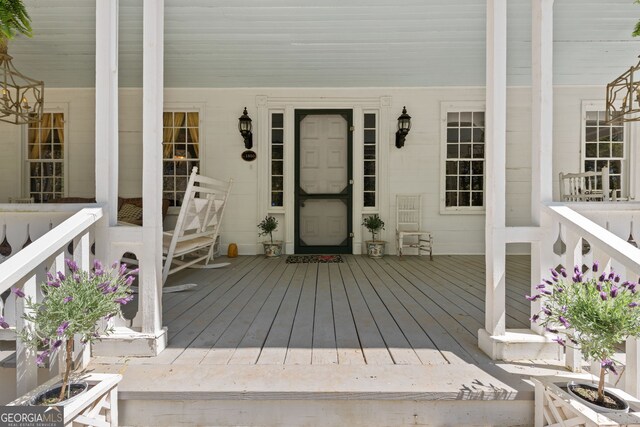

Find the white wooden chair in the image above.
[
  {"left": 559, "top": 166, "right": 610, "bottom": 202},
  {"left": 162, "top": 166, "right": 232, "bottom": 292},
  {"left": 396, "top": 194, "right": 433, "bottom": 260}
]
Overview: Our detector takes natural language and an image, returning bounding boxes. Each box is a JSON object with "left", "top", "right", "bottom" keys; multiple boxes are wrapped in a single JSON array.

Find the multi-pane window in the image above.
[
  {"left": 162, "top": 111, "right": 200, "bottom": 207},
  {"left": 363, "top": 113, "right": 377, "bottom": 207},
  {"left": 584, "top": 110, "right": 625, "bottom": 199},
  {"left": 27, "top": 112, "right": 65, "bottom": 202},
  {"left": 444, "top": 111, "right": 485, "bottom": 208},
  {"left": 271, "top": 113, "right": 284, "bottom": 207}
]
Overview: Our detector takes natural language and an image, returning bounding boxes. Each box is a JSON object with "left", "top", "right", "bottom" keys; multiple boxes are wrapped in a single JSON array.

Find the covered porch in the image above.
[{"left": 84, "top": 254, "right": 564, "bottom": 425}]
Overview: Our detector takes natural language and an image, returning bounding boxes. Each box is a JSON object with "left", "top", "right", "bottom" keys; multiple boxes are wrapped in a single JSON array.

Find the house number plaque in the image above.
[{"left": 241, "top": 150, "right": 257, "bottom": 162}]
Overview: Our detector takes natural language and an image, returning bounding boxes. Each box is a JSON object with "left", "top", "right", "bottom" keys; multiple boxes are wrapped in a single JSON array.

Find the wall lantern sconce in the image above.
[
  {"left": 238, "top": 107, "right": 253, "bottom": 149},
  {"left": 395, "top": 106, "right": 411, "bottom": 148}
]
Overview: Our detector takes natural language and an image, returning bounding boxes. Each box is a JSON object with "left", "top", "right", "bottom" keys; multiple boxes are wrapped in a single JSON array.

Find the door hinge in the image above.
[
  {"left": 349, "top": 126, "right": 355, "bottom": 132},
  {"left": 349, "top": 232, "right": 354, "bottom": 238}
]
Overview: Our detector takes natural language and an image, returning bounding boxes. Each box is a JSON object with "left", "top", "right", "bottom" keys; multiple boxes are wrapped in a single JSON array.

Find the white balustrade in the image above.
[
  {"left": 0, "top": 207, "right": 103, "bottom": 397},
  {"left": 543, "top": 203, "right": 640, "bottom": 396}
]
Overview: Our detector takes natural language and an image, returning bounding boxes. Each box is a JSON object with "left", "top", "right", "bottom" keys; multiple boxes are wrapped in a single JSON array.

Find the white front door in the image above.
[{"left": 295, "top": 110, "right": 352, "bottom": 254}]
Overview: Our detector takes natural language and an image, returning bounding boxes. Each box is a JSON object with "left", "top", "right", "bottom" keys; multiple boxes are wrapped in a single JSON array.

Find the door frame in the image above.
[{"left": 294, "top": 109, "right": 353, "bottom": 254}]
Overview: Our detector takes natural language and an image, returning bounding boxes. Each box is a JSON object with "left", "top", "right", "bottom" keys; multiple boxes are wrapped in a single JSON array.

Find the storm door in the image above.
[{"left": 295, "top": 110, "right": 353, "bottom": 254}]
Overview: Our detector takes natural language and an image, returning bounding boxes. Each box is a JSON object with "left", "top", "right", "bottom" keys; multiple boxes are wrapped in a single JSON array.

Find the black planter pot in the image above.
[
  {"left": 30, "top": 381, "right": 89, "bottom": 406},
  {"left": 566, "top": 381, "right": 630, "bottom": 413}
]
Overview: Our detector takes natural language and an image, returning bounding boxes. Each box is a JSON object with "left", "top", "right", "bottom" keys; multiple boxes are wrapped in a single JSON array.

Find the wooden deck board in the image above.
[{"left": 132, "top": 255, "right": 534, "bottom": 367}]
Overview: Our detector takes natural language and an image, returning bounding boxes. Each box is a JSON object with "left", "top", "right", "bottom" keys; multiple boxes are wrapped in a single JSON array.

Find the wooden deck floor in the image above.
[{"left": 129, "top": 254, "right": 531, "bottom": 367}]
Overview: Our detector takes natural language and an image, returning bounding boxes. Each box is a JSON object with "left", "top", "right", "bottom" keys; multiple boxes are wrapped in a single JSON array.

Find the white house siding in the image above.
[{"left": 1, "top": 85, "right": 635, "bottom": 255}]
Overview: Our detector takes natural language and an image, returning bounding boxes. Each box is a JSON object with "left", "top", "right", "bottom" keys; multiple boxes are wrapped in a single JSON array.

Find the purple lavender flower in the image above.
[
  {"left": 541, "top": 289, "right": 552, "bottom": 296},
  {"left": 561, "top": 305, "right": 568, "bottom": 313},
  {"left": 46, "top": 280, "right": 60, "bottom": 288},
  {"left": 46, "top": 272, "right": 54, "bottom": 281},
  {"left": 65, "top": 259, "right": 78, "bottom": 272},
  {"left": 596, "top": 283, "right": 602, "bottom": 292},
  {"left": 63, "top": 296, "right": 73, "bottom": 304},
  {"left": 11, "top": 287, "right": 25, "bottom": 298},
  {"left": 72, "top": 274, "right": 81, "bottom": 283},
  {"left": 558, "top": 316, "right": 570, "bottom": 328},
  {"left": 57, "top": 271, "right": 66, "bottom": 281},
  {"left": 36, "top": 350, "right": 49, "bottom": 365},
  {"left": 93, "top": 259, "right": 104, "bottom": 276},
  {"left": 599, "top": 273, "right": 606, "bottom": 282},
  {"left": 542, "top": 307, "right": 552, "bottom": 316},
  {"left": 610, "top": 286, "right": 619, "bottom": 298},
  {"left": 530, "top": 314, "right": 540, "bottom": 323},
  {"left": 536, "top": 284, "right": 546, "bottom": 290},
  {"left": 592, "top": 261, "right": 599, "bottom": 272},
  {"left": 97, "top": 281, "right": 110, "bottom": 291},
  {"left": 601, "top": 359, "right": 618, "bottom": 375},
  {"left": 553, "top": 336, "right": 566, "bottom": 347},
  {"left": 127, "top": 268, "right": 139, "bottom": 276},
  {"left": 546, "top": 327, "right": 559, "bottom": 334},
  {"left": 115, "top": 297, "right": 131, "bottom": 305},
  {"left": 629, "top": 302, "right": 639, "bottom": 308},
  {"left": 0, "top": 316, "right": 9, "bottom": 329},
  {"left": 119, "top": 263, "right": 128, "bottom": 275},
  {"left": 623, "top": 281, "right": 630, "bottom": 288},
  {"left": 526, "top": 294, "right": 541, "bottom": 302},
  {"left": 550, "top": 269, "right": 558, "bottom": 278},
  {"left": 544, "top": 279, "right": 554, "bottom": 286},
  {"left": 560, "top": 268, "right": 567, "bottom": 278},
  {"left": 630, "top": 283, "right": 638, "bottom": 294},
  {"left": 124, "top": 276, "right": 135, "bottom": 286},
  {"left": 556, "top": 287, "right": 564, "bottom": 293},
  {"left": 614, "top": 275, "right": 621, "bottom": 283},
  {"left": 51, "top": 339, "right": 62, "bottom": 350},
  {"left": 56, "top": 321, "right": 70, "bottom": 336},
  {"left": 600, "top": 291, "right": 608, "bottom": 301},
  {"left": 573, "top": 274, "right": 583, "bottom": 283}
]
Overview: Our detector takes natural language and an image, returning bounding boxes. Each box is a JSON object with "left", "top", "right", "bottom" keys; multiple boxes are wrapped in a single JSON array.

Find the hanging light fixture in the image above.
[
  {"left": 606, "top": 56, "right": 640, "bottom": 123},
  {"left": 0, "top": 38, "right": 44, "bottom": 125},
  {"left": 395, "top": 106, "right": 411, "bottom": 148},
  {"left": 238, "top": 107, "right": 253, "bottom": 149}
]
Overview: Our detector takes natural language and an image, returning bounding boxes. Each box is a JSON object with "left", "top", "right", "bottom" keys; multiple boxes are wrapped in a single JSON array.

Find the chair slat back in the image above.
[
  {"left": 396, "top": 195, "right": 422, "bottom": 232},
  {"left": 559, "top": 167, "right": 609, "bottom": 202}
]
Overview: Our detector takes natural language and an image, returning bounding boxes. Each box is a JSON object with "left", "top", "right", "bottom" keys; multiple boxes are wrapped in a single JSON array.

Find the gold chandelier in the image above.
[
  {"left": 606, "top": 56, "right": 640, "bottom": 123},
  {"left": 0, "top": 38, "right": 43, "bottom": 125}
]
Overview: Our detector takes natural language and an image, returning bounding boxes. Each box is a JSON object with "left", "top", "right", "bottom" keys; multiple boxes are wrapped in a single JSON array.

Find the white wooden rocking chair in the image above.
[{"left": 162, "top": 166, "right": 232, "bottom": 292}]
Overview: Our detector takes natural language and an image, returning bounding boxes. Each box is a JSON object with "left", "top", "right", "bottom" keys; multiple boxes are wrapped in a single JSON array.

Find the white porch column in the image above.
[
  {"left": 95, "top": 0, "right": 118, "bottom": 226},
  {"left": 482, "top": 0, "right": 507, "bottom": 338},
  {"left": 140, "top": 0, "right": 164, "bottom": 335},
  {"left": 530, "top": 0, "right": 555, "bottom": 335}
]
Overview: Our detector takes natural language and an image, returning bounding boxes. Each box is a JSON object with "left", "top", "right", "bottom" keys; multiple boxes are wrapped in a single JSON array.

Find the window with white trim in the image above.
[
  {"left": 271, "top": 112, "right": 284, "bottom": 207},
  {"left": 162, "top": 111, "right": 200, "bottom": 207},
  {"left": 363, "top": 112, "right": 377, "bottom": 208},
  {"left": 442, "top": 108, "right": 485, "bottom": 210},
  {"left": 583, "top": 110, "right": 626, "bottom": 199},
  {"left": 27, "top": 112, "right": 65, "bottom": 202}
]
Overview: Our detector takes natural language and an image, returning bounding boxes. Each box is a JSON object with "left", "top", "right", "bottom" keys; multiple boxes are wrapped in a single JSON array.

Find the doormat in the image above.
[{"left": 285, "top": 255, "right": 344, "bottom": 264}]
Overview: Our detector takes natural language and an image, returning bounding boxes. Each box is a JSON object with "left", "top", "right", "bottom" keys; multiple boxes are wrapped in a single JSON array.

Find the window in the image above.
[
  {"left": 162, "top": 111, "right": 200, "bottom": 207},
  {"left": 583, "top": 110, "right": 625, "bottom": 199},
  {"left": 443, "top": 110, "right": 485, "bottom": 210},
  {"left": 27, "top": 112, "right": 65, "bottom": 202},
  {"left": 363, "top": 113, "right": 377, "bottom": 207},
  {"left": 271, "top": 113, "right": 284, "bottom": 207}
]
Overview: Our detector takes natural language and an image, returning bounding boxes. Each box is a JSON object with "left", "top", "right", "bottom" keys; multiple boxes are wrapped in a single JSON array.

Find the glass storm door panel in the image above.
[{"left": 295, "top": 111, "right": 352, "bottom": 254}]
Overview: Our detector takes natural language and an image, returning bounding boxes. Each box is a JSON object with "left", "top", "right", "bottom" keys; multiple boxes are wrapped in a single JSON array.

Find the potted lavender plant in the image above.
[
  {"left": 5, "top": 258, "right": 134, "bottom": 405},
  {"left": 528, "top": 262, "right": 640, "bottom": 413}
]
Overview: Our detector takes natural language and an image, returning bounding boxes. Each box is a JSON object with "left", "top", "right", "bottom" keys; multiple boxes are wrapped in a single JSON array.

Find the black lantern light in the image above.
[
  {"left": 238, "top": 107, "right": 253, "bottom": 149},
  {"left": 395, "top": 106, "right": 411, "bottom": 148}
]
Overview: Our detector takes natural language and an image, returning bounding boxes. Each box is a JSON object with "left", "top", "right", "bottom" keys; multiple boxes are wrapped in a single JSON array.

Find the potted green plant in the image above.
[
  {"left": 528, "top": 262, "right": 640, "bottom": 413},
  {"left": 0, "top": 0, "right": 31, "bottom": 59},
  {"left": 362, "top": 214, "right": 385, "bottom": 258},
  {"left": 4, "top": 258, "right": 134, "bottom": 405},
  {"left": 258, "top": 215, "right": 282, "bottom": 257}
]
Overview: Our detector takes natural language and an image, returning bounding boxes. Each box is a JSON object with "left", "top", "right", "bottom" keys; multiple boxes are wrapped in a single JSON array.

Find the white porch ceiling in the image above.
[{"left": 4, "top": 0, "right": 640, "bottom": 88}]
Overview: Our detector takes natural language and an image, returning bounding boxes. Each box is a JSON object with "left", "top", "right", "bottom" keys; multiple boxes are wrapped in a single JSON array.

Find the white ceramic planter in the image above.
[
  {"left": 263, "top": 241, "right": 283, "bottom": 257},
  {"left": 366, "top": 241, "right": 386, "bottom": 258}
]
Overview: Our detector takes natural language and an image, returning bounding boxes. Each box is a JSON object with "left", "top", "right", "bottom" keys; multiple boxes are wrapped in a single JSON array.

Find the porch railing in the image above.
[
  {"left": 0, "top": 207, "right": 103, "bottom": 396},
  {"left": 543, "top": 202, "right": 640, "bottom": 396}
]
